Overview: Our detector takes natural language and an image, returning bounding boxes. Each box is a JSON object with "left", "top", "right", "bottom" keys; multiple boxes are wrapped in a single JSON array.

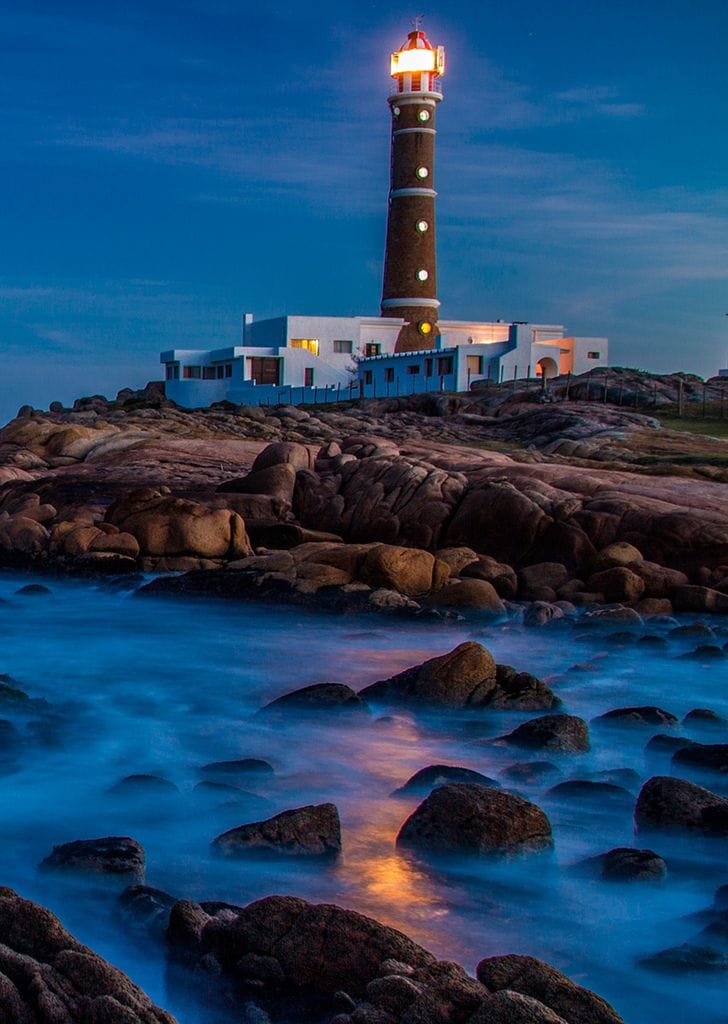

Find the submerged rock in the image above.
[
  {"left": 579, "top": 847, "right": 667, "bottom": 882},
  {"left": 200, "top": 758, "right": 274, "bottom": 777},
  {"left": 546, "top": 780, "right": 632, "bottom": 807},
  {"left": 476, "top": 953, "right": 624, "bottom": 1024},
  {"left": 500, "top": 714, "right": 590, "bottom": 753},
  {"left": 41, "top": 836, "right": 145, "bottom": 881},
  {"left": 0, "top": 887, "right": 176, "bottom": 1022},
  {"left": 396, "top": 782, "right": 553, "bottom": 858},
  {"left": 672, "top": 743, "right": 728, "bottom": 774},
  {"left": 118, "top": 884, "right": 177, "bottom": 937},
  {"left": 500, "top": 761, "right": 560, "bottom": 785},
  {"left": 634, "top": 776, "right": 728, "bottom": 836},
  {"left": 640, "top": 943, "right": 728, "bottom": 974},
  {"left": 260, "top": 683, "right": 368, "bottom": 715},
  {"left": 391, "top": 764, "right": 499, "bottom": 797},
  {"left": 593, "top": 706, "right": 678, "bottom": 727},
  {"left": 212, "top": 803, "right": 342, "bottom": 859}
]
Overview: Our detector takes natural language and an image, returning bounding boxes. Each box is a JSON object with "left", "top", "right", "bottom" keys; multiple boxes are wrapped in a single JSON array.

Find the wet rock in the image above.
[
  {"left": 590, "top": 542, "right": 643, "bottom": 573},
  {"left": 460, "top": 556, "right": 518, "bottom": 599},
  {"left": 433, "top": 547, "right": 479, "bottom": 575},
  {"left": 500, "top": 761, "right": 560, "bottom": 785},
  {"left": 200, "top": 758, "right": 274, "bottom": 778},
  {"left": 546, "top": 780, "right": 632, "bottom": 807},
  {"left": 365, "top": 974, "right": 423, "bottom": 1016},
  {"left": 523, "top": 602, "right": 564, "bottom": 627},
  {"left": 15, "top": 583, "right": 51, "bottom": 596},
  {"left": 213, "top": 803, "right": 341, "bottom": 859},
  {"left": 476, "top": 953, "right": 624, "bottom": 1024},
  {"left": 392, "top": 765, "right": 499, "bottom": 797},
  {"left": 118, "top": 884, "right": 177, "bottom": 937},
  {"left": 679, "top": 644, "right": 726, "bottom": 661},
  {"left": 582, "top": 607, "right": 643, "bottom": 627},
  {"left": 587, "top": 568, "right": 645, "bottom": 604},
  {"left": 396, "top": 782, "right": 553, "bottom": 858},
  {"left": 645, "top": 734, "right": 696, "bottom": 754},
  {"left": 635, "top": 776, "right": 728, "bottom": 836},
  {"left": 684, "top": 708, "right": 726, "bottom": 727},
  {"left": 639, "top": 943, "right": 728, "bottom": 974},
  {"left": 110, "top": 774, "right": 180, "bottom": 795},
  {"left": 518, "top": 563, "right": 569, "bottom": 599},
  {"left": 218, "top": 463, "right": 297, "bottom": 503},
  {"left": 261, "top": 683, "right": 368, "bottom": 715},
  {"left": 669, "top": 623, "right": 716, "bottom": 641},
  {"left": 500, "top": 714, "right": 590, "bottom": 753},
  {"left": 672, "top": 743, "right": 728, "bottom": 774},
  {"left": 251, "top": 441, "right": 313, "bottom": 473},
  {"left": 584, "top": 768, "right": 642, "bottom": 790},
  {"left": 489, "top": 664, "right": 560, "bottom": 711},
  {"left": 360, "top": 642, "right": 497, "bottom": 708},
  {"left": 41, "top": 836, "right": 145, "bottom": 880},
  {"left": 594, "top": 706, "right": 678, "bottom": 728},
  {"left": 0, "top": 887, "right": 176, "bottom": 1022},
  {"left": 424, "top": 578, "right": 505, "bottom": 611},
  {"left": 359, "top": 545, "right": 439, "bottom": 598},
  {"left": 470, "top": 991, "right": 569, "bottom": 1023},
  {"left": 580, "top": 847, "right": 667, "bottom": 882}
]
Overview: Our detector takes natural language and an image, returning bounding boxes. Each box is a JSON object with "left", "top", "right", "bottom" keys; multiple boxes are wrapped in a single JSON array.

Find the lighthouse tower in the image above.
[{"left": 381, "top": 25, "right": 446, "bottom": 353}]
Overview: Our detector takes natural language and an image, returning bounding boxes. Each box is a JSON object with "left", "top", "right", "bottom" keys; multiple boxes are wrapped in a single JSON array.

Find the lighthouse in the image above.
[{"left": 381, "top": 25, "right": 446, "bottom": 353}]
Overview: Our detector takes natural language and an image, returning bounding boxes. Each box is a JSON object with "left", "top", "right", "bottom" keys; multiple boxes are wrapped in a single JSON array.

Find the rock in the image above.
[
  {"left": 200, "top": 758, "right": 274, "bottom": 777},
  {"left": 392, "top": 765, "right": 499, "bottom": 797},
  {"left": 218, "top": 463, "right": 297, "bottom": 502},
  {"left": 635, "top": 597, "right": 674, "bottom": 616},
  {"left": 15, "top": 583, "right": 51, "bottom": 596},
  {"left": 368, "top": 588, "right": 419, "bottom": 610},
  {"left": 500, "top": 715, "right": 590, "bottom": 753},
  {"left": 251, "top": 441, "right": 313, "bottom": 473},
  {"left": 546, "top": 780, "right": 632, "bottom": 807},
  {"left": 523, "top": 602, "right": 564, "bottom": 627},
  {"left": 489, "top": 664, "right": 560, "bottom": 711},
  {"left": 584, "top": 768, "right": 642, "bottom": 790},
  {"left": 118, "top": 884, "right": 177, "bottom": 937},
  {"left": 669, "top": 623, "right": 716, "bottom": 641},
  {"left": 587, "top": 568, "right": 645, "bottom": 604},
  {"left": 433, "top": 547, "right": 479, "bottom": 574},
  {"left": 582, "top": 607, "right": 643, "bottom": 626},
  {"left": 396, "top": 783, "right": 553, "bottom": 858},
  {"left": 672, "top": 744, "right": 728, "bottom": 774},
  {"left": 590, "top": 542, "right": 643, "bottom": 573},
  {"left": 460, "top": 556, "right": 518, "bottom": 599},
  {"left": 634, "top": 776, "right": 728, "bottom": 836},
  {"left": 365, "top": 975, "right": 424, "bottom": 1016},
  {"left": 359, "top": 642, "right": 497, "bottom": 708},
  {"left": 0, "top": 516, "right": 50, "bottom": 557},
  {"left": 359, "top": 545, "right": 438, "bottom": 598},
  {"left": 518, "top": 563, "right": 569, "bottom": 598},
  {"left": 500, "top": 762, "right": 560, "bottom": 785},
  {"left": 645, "top": 734, "right": 696, "bottom": 754},
  {"left": 110, "top": 774, "right": 179, "bottom": 795},
  {"left": 684, "top": 708, "right": 726, "bottom": 726},
  {"left": 425, "top": 578, "right": 505, "bottom": 611},
  {"left": 594, "top": 706, "right": 678, "bottom": 728},
  {"left": 261, "top": 683, "right": 368, "bottom": 715},
  {"left": 0, "top": 887, "right": 176, "bottom": 1023},
  {"left": 679, "top": 644, "right": 726, "bottom": 661},
  {"left": 585, "top": 847, "right": 667, "bottom": 882},
  {"left": 631, "top": 561, "right": 688, "bottom": 598},
  {"left": 476, "top": 953, "right": 624, "bottom": 1024},
  {"left": 213, "top": 803, "right": 341, "bottom": 859},
  {"left": 674, "top": 586, "right": 728, "bottom": 613},
  {"left": 640, "top": 944, "right": 728, "bottom": 974},
  {"left": 40, "top": 836, "right": 145, "bottom": 880},
  {"left": 106, "top": 489, "right": 251, "bottom": 560}
]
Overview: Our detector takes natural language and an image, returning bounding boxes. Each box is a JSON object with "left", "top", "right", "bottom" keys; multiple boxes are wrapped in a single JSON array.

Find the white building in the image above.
[{"left": 161, "top": 313, "right": 608, "bottom": 408}]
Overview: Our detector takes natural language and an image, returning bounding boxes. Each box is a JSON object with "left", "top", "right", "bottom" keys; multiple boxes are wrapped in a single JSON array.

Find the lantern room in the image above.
[{"left": 390, "top": 29, "right": 445, "bottom": 94}]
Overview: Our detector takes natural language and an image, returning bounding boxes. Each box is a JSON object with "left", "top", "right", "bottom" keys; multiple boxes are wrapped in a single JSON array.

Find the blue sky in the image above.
[{"left": 1, "top": 0, "right": 727, "bottom": 421}]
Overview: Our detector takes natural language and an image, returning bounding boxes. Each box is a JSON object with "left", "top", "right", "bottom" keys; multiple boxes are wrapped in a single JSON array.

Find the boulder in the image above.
[
  {"left": 392, "top": 765, "right": 499, "bottom": 797},
  {"left": 583, "top": 847, "right": 667, "bottom": 882},
  {"left": 631, "top": 561, "right": 688, "bottom": 598},
  {"left": 460, "top": 556, "right": 518, "bottom": 598},
  {"left": 106, "top": 489, "right": 250, "bottom": 560},
  {"left": 640, "top": 943, "right": 728, "bottom": 974},
  {"left": 470, "top": 991, "right": 569, "bottom": 1024},
  {"left": 674, "top": 586, "right": 728, "bottom": 613},
  {"left": 200, "top": 758, "right": 274, "bottom": 778},
  {"left": 587, "top": 568, "right": 645, "bottom": 604},
  {"left": 489, "top": 665, "right": 560, "bottom": 711},
  {"left": 672, "top": 743, "right": 728, "bottom": 774},
  {"left": 118, "top": 885, "right": 177, "bottom": 938},
  {"left": 213, "top": 803, "right": 341, "bottom": 859},
  {"left": 518, "top": 563, "right": 569, "bottom": 598},
  {"left": 251, "top": 441, "right": 313, "bottom": 472},
  {"left": 40, "top": 836, "right": 145, "bottom": 881},
  {"left": 635, "top": 776, "right": 728, "bottom": 836},
  {"left": 425, "top": 578, "right": 505, "bottom": 611},
  {"left": 500, "top": 762, "right": 560, "bottom": 786},
  {"left": 0, "top": 887, "right": 176, "bottom": 1023},
  {"left": 476, "top": 954, "right": 624, "bottom": 1024},
  {"left": 396, "top": 783, "right": 553, "bottom": 858},
  {"left": 217, "top": 462, "right": 297, "bottom": 502},
  {"left": 546, "top": 780, "right": 632, "bottom": 807},
  {"left": 594, "top": 706, "right": 678, "bottom": 728},
  {"left": 433, "top": 547, "right": 479, "bottom": 574},
  {"left": 0, "top": 515, "right": 49, "bottom": 557},
  {"left": 261, "top": 683, "right": 368, "bottom": 715},
  {"left": 590, "top": 542, "right": 643, "bottom": 573},
  {"left": 359, "top": 545, "right": 438, "bottom": 597},
  {"left": 359, "top": 642, "right": 497, "bottom": 708},
  {"left": 500, "top": 715, "right": 590, "bottom": 753}
]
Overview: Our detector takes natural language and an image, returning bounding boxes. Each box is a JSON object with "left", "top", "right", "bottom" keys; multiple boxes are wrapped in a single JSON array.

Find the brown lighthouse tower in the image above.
[{"left": 381, "top": 25, "right": 446, "bottom": 353}]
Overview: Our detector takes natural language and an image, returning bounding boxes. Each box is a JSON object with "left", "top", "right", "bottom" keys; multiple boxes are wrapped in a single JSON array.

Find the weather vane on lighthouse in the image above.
[{"left": 381, "top": 23, "right": 446, "bottom": 353}]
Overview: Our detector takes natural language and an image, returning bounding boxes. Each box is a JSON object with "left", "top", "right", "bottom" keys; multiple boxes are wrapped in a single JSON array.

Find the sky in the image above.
[{"left": 1, "top": 0, "right": 727, "bottom": 422}]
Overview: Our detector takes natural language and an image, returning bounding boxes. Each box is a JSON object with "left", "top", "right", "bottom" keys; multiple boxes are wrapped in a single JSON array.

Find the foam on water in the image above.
[{"left": 0, "top": 571, "right": 727, "bottom": 1023}]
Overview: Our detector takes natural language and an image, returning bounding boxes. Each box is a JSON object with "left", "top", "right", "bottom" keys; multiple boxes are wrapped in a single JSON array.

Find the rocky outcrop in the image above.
[
  {"left": 212, "top": 803, "right": 342, "bottom": 859},
  {"left": 634, "top": 776, "right": 728, "bottom": 835},
  {"left": 396, "top": 783, "right": 553, "bottom": 857},
  {"left": 40, "top": 836, "right": 145, "bottom": 881},
  {"left": 0, "top": 887, "right": 175, "bottom": 1023}
]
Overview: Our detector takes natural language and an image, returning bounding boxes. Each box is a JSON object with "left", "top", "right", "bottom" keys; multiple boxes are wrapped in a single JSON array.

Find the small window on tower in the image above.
[
  {"left": 419, "top": 322, "right": 432, "bottom": 336},
  {"left": 588, "top": 351, "right": 601, "bottom": 359},
  {"left": 416, "top": 166, "right": 429, "bottom": 179},
  {"left": 393, "top": 106, "right": 401, "bottom": 117},
  {"left": 416, "top": 220, "right": 429, "bottom": 233},
  {"left": 417, "top": 269, "right": 429, "bottom": 281},
  {"left": 418, "top": 109, "right": 431, "bottom": 122}
]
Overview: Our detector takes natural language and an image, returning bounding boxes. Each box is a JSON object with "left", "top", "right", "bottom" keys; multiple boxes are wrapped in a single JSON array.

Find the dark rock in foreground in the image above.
[
  {"left": 40, "top": 836, "right": 145, "bottom": 880},
  {"left": 396, "top": 782, "right": 553, "bottom": 858},
  {"left": 213, "top": 802, "right": 341, "bottom": 859},
  {"left": 118, "top": 884, "right": 177, "bottom": 938},
  {"left": 476, "top": 953, "right": 624, "bottom": 1024},
  {"left": 634, "top": 776, "right": 728, "bottom": 836},
  {"left": 0, "top": 887, "right": 175, "bottom": 1022},
  {"left": 392, "top": 764, "right": 499, "bottom": 796},
  {"left": 500, "top": 714, "right": 590, "bottom": 753},
  {"left": 360, "top": 642, "right": 558, "bottom": 710}
]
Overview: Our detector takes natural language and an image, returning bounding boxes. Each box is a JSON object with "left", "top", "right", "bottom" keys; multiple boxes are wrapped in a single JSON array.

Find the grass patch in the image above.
[{"left": 654, "top": 415, "right": 728, "bottom": 439}]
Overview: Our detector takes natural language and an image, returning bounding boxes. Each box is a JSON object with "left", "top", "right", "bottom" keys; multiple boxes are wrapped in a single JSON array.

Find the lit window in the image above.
[
  {"left": 416, "top": 220, "right": 429, "bottom": 232},
  {"left": 417, "top": 269, "right": 429, "bottom": 281},
  {"left": 290, "top": 338, "right": 319, "bottom": 356},
  {"left": 333, "top": 339, "right": 353, "bottom": 354},
  {"left": 418, "top": 109, "right": 431, "bottom": 122},
  {"left": 419, "top": 322, "right": 432, "bottom": 335},
  {"left": 183, "top": 365, "right": 201, "bottom": 379},
  {"left": 203, "top": 367, "right": 216, "bottom": 380},
  {"left": 365, "top": 342, "right": 381, "bottom": 357},
  {"left": 587, "top": 351, "right": 601, "bottom": 359},
  {"left": 416, "top": 166, "right": 429, "bottom": 179},
  {"left": 393, "top": 106, "right": 401, "bottom": 117}
]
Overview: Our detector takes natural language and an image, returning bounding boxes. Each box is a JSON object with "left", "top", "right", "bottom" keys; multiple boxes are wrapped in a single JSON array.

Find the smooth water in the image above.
[{"left": 1, "top": 571, "right": 727, "bottom": 1023}]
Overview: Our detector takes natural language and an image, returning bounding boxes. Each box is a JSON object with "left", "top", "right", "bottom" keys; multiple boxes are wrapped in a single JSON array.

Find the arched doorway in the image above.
[{"left": 536, "top": 357, "right": 558, "bottom": 380}]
